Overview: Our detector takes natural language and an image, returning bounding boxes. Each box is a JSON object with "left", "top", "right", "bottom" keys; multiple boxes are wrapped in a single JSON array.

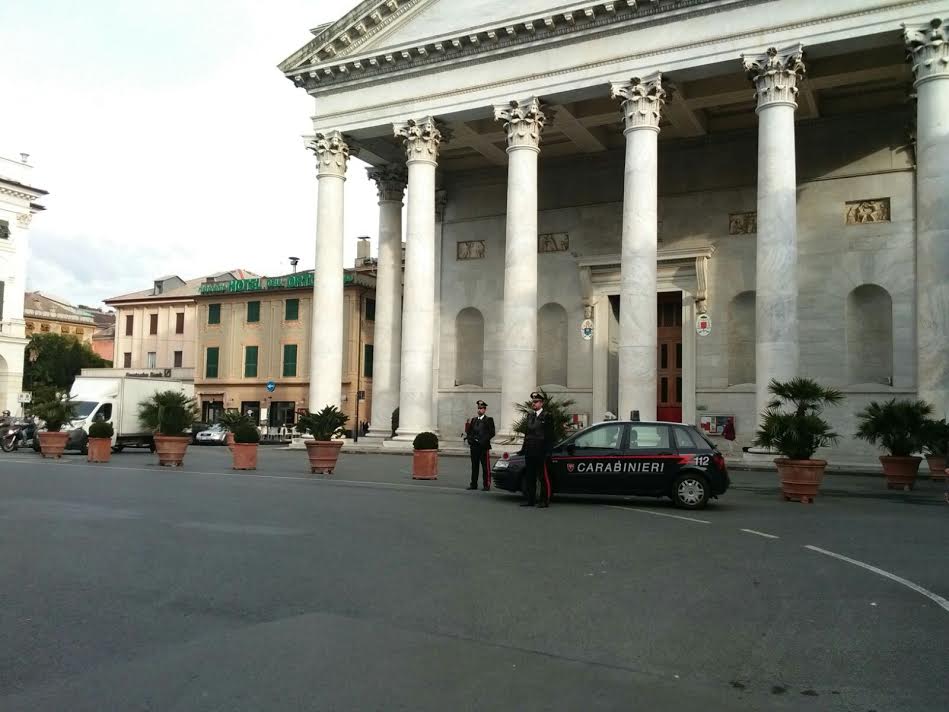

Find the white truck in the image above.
[{"left": 66, "top": 374, "right": 195, "bottom": 453}]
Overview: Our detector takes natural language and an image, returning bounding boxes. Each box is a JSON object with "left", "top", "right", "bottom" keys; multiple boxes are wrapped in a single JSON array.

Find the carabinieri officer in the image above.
[
  {"left": 517, "top": 391, "right": 555, "bottom": 507},
  {"left": 465, "top": 399, "right": 496, "bottom": 490}
]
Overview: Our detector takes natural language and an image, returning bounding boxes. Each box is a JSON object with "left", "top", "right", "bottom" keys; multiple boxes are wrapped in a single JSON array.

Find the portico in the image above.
[{"left": 282, "top": 1, "right": 949, "bottom": 461}]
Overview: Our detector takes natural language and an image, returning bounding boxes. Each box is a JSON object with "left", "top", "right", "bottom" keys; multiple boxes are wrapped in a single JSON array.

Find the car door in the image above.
[
  {"left": 621, "top": 424, "right": 676, "bottom": 494},
  {"left": 552, "top": 422, "right": 628, "bottom": 494}
]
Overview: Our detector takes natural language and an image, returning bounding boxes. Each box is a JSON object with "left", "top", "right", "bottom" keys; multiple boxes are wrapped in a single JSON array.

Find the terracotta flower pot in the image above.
[
  {"left": 412, "top": 449, "right": 438, "bottom": 480},
  {"left": 226, "top": 431, "right": 235, "bottom": 451},
  {"left": 775, "top": 458, "right": 827, "bottom": 504},
  {"left": 879, "top": 455, "right": 922, "bottom": 490},
  {"left": 38, "top": 431, "right": 69, "bottom": 459},
  {"left": 925, "top": 455, "right": 946, "bottom": 481},
  {"left": 153, "top": 434, "right": 190, "bottom": 467},
  {"left": 87, "top": 437, "right": 112, "bottom": 463},
  {"left": 305, "top": 439, "right": 343, "bottom": 474},
  {"left": 232, "top": 443, "right": 258, "bottom": 470}
]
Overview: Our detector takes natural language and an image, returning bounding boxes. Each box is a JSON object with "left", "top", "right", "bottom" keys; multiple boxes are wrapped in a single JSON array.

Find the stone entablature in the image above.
[{"left": 280, "top": 0, "right": 749, "bottom": 91}]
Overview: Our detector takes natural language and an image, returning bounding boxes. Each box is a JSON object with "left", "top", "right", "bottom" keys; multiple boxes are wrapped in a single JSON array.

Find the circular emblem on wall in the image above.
[
  {"left": 696, "top": 313, "right": 711, "bottom": 337},
  {"left": 580, "top": 318, "right": 594, "bottom": 341}
]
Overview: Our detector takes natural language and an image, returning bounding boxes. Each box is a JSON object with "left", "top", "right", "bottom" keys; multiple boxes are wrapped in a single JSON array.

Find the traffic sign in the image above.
[{"left": 266, "top": 381, "right": 277, "bottom": 393}]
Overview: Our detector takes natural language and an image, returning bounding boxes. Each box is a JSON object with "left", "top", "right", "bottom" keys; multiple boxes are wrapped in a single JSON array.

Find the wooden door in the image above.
[{"left": 657, "top": 292, "right": 683, "bottom": 422}]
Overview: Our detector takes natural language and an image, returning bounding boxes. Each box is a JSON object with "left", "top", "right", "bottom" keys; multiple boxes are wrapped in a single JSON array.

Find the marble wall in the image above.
[{"left": 437, "top": 110, "right": 917, "bottom": 460}]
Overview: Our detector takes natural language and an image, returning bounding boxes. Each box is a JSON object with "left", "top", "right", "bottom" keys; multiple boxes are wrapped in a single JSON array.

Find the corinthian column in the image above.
[
  {"left": 393, "top": 117, "right": 443, "bottom": 439},
  {"left": 366, "top": 166, "right": 407, "bottom": 439},
  {"left": 611, "top": 74, "right": 666, "bottom": 421},
  {"left": 494, "top": 97, "right": 549, "bottom": 435},
  {"left": 307, "top": 131, "right": 351, "bottom": 411},
  {"left": 905, "top": 19, "right": 949, "bottom": 417},
  {"left": 741, "top": 45, "right": 805, "bottom": 422}
]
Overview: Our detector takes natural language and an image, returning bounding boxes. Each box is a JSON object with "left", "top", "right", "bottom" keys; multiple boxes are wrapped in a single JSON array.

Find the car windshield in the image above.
[
  {"left": 73, "top": 401, "right": 99, "bottom": 419},
  {"left": 207, "top": 424, "right": 225, "bottom": 432}
]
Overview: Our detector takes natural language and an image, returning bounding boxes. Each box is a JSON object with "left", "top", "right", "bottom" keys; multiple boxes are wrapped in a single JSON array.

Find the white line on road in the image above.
[
  {"left": 805, "top": 545, "right": 949, "bottom": 614},
  {"left": 740, "top": 528, "right": 779, "bottom": 539},
  {"left": 606, "top": 505, "right": 710, "bottom": 524}
]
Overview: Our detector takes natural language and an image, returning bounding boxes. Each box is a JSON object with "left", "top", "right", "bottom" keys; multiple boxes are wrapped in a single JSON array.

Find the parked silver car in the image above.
[{"left": 195, "top": 423, "right": 228, "bottom": 446}]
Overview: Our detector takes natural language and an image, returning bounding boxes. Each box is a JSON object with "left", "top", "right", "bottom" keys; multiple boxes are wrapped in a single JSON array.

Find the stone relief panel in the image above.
[
  {"left": 846, "top": 198, "right": 890, "bottom": 224},
  {"left": 538, "top": 232, "right": 569, "bottom": 253},
  {"left": 728, "top": 212, "right": 757, "bottom": 235},
  {"left": 456, "top": 240, "right": 485, "bottom": 260}
]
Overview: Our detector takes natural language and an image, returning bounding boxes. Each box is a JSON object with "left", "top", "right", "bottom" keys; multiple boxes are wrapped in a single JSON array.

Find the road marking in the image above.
[
  {"left": 740, "top": 528, "right": 779, "bottom": 539},
  {"left": 606, "top": 505, "right": 710, "bottom": 524},
  {"left": 805, "top": 545, "right": 949, "bottom": 614}
]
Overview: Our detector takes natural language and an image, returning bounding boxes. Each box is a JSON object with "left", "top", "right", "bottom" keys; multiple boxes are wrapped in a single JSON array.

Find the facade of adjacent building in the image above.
[
  {"left": 0, "top": 153, "right": 47, "bottom": 413},
  {"left": 193, "top": 269, "right": 377, "bottom": 431},
  {"left": 104, "top": 270, "right": 255, "bottom": 373},
  {"left": 23, "top": 291, "right": 97, "bottom": 344},
  {"left": 279, "top": 1, "right": 949, "bottom": 461}
]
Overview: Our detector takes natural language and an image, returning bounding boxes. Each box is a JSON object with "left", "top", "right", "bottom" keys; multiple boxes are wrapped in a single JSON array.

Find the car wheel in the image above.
[
  {"left": 112, "top": 445, "right": 124, "bottom": 453},
  {"left": 672, "top": 473, "right": 709, "bottom": 510}
]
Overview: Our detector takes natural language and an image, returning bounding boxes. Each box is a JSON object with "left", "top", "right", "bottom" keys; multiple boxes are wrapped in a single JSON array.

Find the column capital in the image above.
[
  {"left": 494, "top": 97, "right": 551, "bottom": 151},
  {"left": 307, "top": 130, "right": 352, "bottom": 178},
  {"left": 741, "top": 44, "right": 806, "bottom": 112},
  {"left": 394, "top": 116, "right": 447, "bottom": 165},
  {"left": 610, "top": 73, "right": 666, "bottom": 133},
  {"left": 366, "top": 165, "right": 407, "bottom": 202},
  {"left": 904, "top": 18, "right": 949, "bottom": 86}
]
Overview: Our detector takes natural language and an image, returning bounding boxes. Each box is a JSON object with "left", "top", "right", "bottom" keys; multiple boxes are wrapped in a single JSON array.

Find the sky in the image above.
[{"left": 0, "top": 0, "right": 381, "bottom": 308}]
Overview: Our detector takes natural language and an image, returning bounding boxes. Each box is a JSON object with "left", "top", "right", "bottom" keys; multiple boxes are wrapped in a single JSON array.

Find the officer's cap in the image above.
[
  {"left": 530, "top": 391, "right": 545, "bottom": 402},
  {"left": 476, "top": 400, "right": 488, "bottom": 408}
]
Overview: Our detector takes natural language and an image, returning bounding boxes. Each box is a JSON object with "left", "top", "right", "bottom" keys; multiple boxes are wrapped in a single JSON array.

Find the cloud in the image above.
[{"left": 2, "top": 1, "right": 385, "bottom": 308}]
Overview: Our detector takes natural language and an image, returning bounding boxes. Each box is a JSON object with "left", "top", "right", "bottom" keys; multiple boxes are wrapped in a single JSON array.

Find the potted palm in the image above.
[
  {"left": 231, "top": 421, "right": 260, "bottom": 470},
  {"left": 138, "top": 390, "right": 199, "bottom": 467},
  {"left": 855, "top": 399, "right": 932, "bottom": 490},
  {"left": 31, "top": 392, "right": 78, "bottom": 459},
  {"left": 87, "top": 420, "right": 114, "bottom": 463},
  {"left": 297, "top": 405, "right": 348, "bottom": 474},
  {"left": 753, "top": 378, "right": 843, "bottom": 503},
  {"left": 412, "top": 432, "right": 439, "bottom": 479},
  {"left": 511, "top": 388, "right": 577, "bottom": 443},
  {"left": 920, "top": 417, "right": 948, "bottom": 482},
  {"left": 218, "top": 409, "right": 252, "bottom": 450}
]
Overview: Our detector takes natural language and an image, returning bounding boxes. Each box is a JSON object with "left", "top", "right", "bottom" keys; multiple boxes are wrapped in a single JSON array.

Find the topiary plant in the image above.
[
  {"left": 88, "top": 420, "right": 114, "bottom": 439},
  {"left": 297, "top": 405, "right": 349, "bottom": 441},
  {"left": 232, "top": 421, "right": 260, "bottom": 444},
  {"left": 31, "top": 392, "right": 78, "bottom": 433},
  {"left": 754, "top": 377, "right": 844, "bottom": 460},
  {"left": 413, "top": 431, "right": 438, "bottom": 450},
  {"left": 138, "top": 390, "right": 199, "bottom": 436},
  {"left": 855, "top": 399, "right": 932, "bottom": 457}
]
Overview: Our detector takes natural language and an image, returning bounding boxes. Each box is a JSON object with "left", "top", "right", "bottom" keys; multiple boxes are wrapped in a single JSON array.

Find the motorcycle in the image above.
[{"left": 1, "top": 418, "right": 39, "bottom": 453}]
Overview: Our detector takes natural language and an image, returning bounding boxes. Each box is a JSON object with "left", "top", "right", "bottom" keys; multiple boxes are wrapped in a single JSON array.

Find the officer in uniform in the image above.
[
  {"left": 517, "top": 392, "right": 555, "bottom": 507},
  {"left": 465, "top": 400, "right": 495, "bottom": 490}
]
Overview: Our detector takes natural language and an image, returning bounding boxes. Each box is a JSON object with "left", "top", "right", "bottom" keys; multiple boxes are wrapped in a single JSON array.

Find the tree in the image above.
[{"left": 23, "top": 333, "right": 110, "bottom": 394}]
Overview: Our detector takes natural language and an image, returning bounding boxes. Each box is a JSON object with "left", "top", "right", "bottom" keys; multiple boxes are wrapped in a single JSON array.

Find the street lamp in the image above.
[{"left": 289, "top": 256, "right": 300, "bottom": 273}]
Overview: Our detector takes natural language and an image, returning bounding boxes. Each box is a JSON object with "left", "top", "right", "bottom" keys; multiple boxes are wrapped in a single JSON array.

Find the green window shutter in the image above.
[
  {"left": 208, "top": 303, "right": 221, "bottom": 325},
  {"left": 244, "top": 346, "right": 258, "bottom": 378},
  {"left": 206, "top": 347, "right": 219, "bottom": 378},
  {"left": 283, "top": 344, "right": 297, "bottom": 377},
  {"left": 285, "top": 298, "right": 299, "bottom": 321},
  {"left": 247, "top": 301, "right": 260, "bottom": 323},
  {"left": 364, "top": 344, "right": 373, "bottom": 378}
]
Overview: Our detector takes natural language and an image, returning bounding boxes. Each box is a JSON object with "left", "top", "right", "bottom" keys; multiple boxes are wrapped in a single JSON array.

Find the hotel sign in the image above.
[{"left": 199, "top": 272, "right": 353, "bottom": 295}]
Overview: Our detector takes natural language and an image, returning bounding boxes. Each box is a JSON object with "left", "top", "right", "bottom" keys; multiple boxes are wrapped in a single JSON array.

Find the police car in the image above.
[{"left": 491, "top": 420, "right": 729, "bottom": 509}]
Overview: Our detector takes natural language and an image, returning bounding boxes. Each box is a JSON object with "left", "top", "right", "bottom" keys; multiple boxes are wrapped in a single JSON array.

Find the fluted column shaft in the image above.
[
  {"left": 742, "top": 45, "right": 805, "bottom": 421},
  {"left": 612, "top": 75, "right": 665, "bottom": 421},
  {"left": 307, "top": 131, "right": 350, "bottom": 411},
  {"left": 906, "top": 19, "right": 949, "bottom": 416},
  {"left": 394, "top": 117, "right": 442, "bottom": 439},
  {"left": 366, "top": 167, "right": 407, "bottom": 438},
  {"left": 495, "top": 98, "right": 549, "bottom": 434}
]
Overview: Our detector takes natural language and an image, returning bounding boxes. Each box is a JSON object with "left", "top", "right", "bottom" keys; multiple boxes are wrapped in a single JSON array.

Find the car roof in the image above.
[{"left": 591, "top": 420, "right": 698, "bottom": 427}]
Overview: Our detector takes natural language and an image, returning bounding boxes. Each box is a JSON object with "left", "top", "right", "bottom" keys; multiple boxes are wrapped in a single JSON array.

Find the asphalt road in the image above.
[{"left": 1, "top": 446, "right": 946, "bottom": 711}]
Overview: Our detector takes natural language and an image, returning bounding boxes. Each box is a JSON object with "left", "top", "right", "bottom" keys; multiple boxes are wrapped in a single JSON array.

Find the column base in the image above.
[{"left": 363, "top": 429, "right": 393, "bottom": 442}]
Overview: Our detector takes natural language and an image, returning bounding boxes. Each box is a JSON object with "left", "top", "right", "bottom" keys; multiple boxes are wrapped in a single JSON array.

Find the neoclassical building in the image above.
[{"left": 280, "top": 1, "right": 948, "bottom": 460}]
